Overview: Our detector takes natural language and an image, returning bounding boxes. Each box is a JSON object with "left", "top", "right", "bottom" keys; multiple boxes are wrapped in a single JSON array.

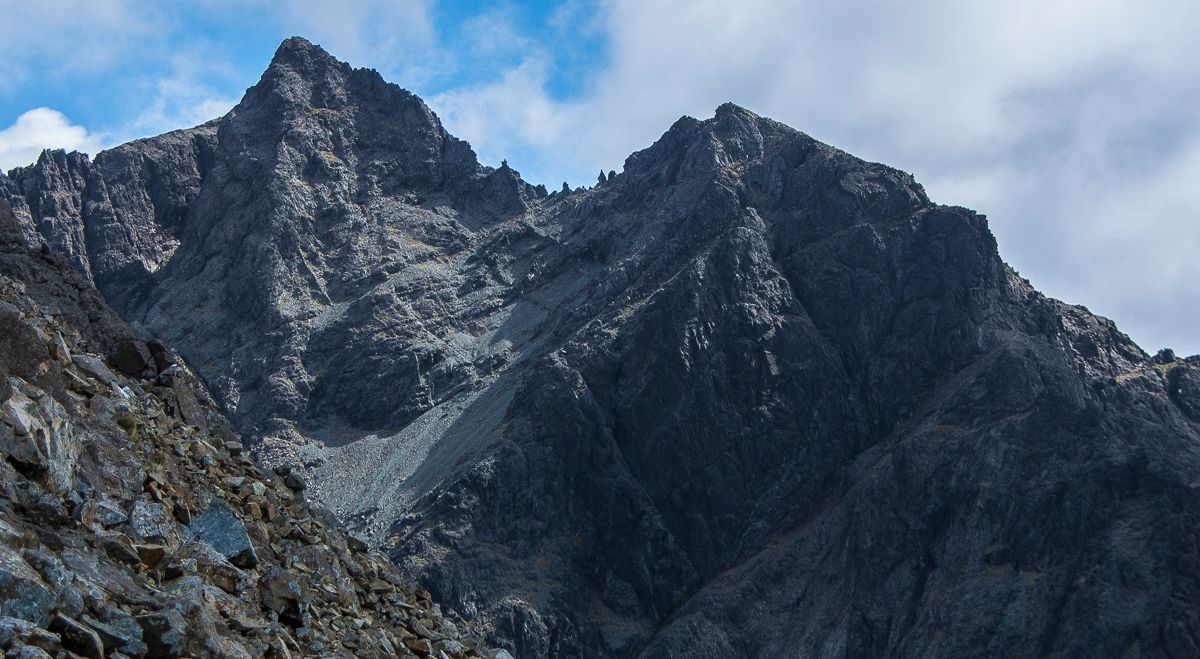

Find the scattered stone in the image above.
[
  {"left": 146, "top": 340, "right": 176, "bottom": 372},
  {"left": 71, "top": 355, "right": 119, "bottom": 388},
  {"left": 91, "top": 498, "right": 128, "bottom": 527},
  {"left": 47, "top": 614, "right": 104, "bottom": 659},
  {"left": 111, "top": 340, "right": 154, "bottom": 377},
  {"left": 82, "top": 612, "right": 147, "bottom": 657},
  {"left": 259, "top": 567, "right": 309, "bottom": 628},
  {"left": 185, "top": 499, "right": 258, "bottom": 568},
  {"left": 0, "top": 383, "right": 78, "bottom": 495},
  {"left": 136, "top": 610, "right": 186, "bottom": 658},
  {"left": 283, "top": 471, "right": 307, "bottom": 491},
  {"left": 127, "top": 500, "right": 174, "bottom": 542},
  {"left": 49, "top": 333, "right": 71, "bottom": 366},
  {"left": 0, "top": 545, "right": 55, "bottom": 626},
  {"left": 98, "top": 534, "right": 141, "bottom": 566}
]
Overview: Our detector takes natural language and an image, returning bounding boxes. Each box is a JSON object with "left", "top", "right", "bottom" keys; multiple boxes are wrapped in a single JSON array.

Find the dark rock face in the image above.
[
  {"left": 4, "top": 38, "right": 1200, "bottom": 657},
  {"left": 0, "top": 198, "right": 496, "bottom": 656}
]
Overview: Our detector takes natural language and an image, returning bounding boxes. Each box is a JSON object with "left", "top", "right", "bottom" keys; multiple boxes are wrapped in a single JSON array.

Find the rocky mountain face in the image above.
[
  {"left": 4, "top": 37, "right": 1200, "bottom": 657},
  {"left": 0, "top": 198, "right": 500, "bottom": 658}
]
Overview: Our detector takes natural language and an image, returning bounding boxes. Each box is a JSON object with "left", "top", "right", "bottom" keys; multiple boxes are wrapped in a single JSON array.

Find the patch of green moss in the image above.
[{"left": 114, "top": 411, "right": 138, "bottom": 436}]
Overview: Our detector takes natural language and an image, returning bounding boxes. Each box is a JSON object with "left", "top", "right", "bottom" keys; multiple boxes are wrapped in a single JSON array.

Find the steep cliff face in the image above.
[
  {"left": 3, "top": 38, "right": 540, "bottom": 452},
  {"left": 0, "top": 199, "right": 496, "bottom": 658},
  {"left": 4, "top": 38, "right": 1200, "bottom": 658}
]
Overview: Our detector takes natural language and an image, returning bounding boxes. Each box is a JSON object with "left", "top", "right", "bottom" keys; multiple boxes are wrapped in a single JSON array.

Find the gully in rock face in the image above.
[{"left": 3, "top": 37, "right": 1199, "bottom": 659}]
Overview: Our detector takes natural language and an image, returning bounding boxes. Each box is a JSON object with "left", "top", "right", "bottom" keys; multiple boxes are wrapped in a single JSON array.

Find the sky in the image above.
[{"left": 0, "top": 0, "right": 1197, "bottom": 355}]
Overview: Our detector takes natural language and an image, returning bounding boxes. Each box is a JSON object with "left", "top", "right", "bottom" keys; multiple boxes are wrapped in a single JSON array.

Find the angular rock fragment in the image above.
[
  {"left": 259, "top": 567, "right": 309, "bottom": 628},
  {"left": 82, "top": 611, "right": 147, "bottom": 657},
  {"left": 0, "top": 381, "right": 77, "bottom": 495},
  {"left": 0, "top": 546, "right": 55, "bottom": 626},
  {"left": 47, "top": 615, "right": 103, "bottom": 659},
  {"left": 98, "top": 534, "right": 141, "bottom": 566},
  {"left": 165, "top": 540, "right": 249, "bottom": 594},
  {"left": 185, "top": 499, "right": 259, "bottom": 568},
  {"left": 71, "top": 355, "right": 119, "bottom": 388},
  {"left": 90, "top": 498, "right": 128, "bottom": 527},
  {"left": 127, "top": 500, "right": 174, "bottom": 542},
  {"left": 111, "top": 340, "right": 154, "bottom": 377},
  {"left": 136, "top": 610, "right": 186, "bottom": 658},
  {"left": 0, "top": 617, "right": 60, "bottom": 654}
]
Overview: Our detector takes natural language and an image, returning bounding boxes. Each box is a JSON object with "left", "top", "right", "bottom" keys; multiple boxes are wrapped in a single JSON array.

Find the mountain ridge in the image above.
[
  {"left": 0, "top": 196, "right": 500, "bottom": 658},
  {"left": 4, "top": 37, "right": 1200, "bottom": 658}
]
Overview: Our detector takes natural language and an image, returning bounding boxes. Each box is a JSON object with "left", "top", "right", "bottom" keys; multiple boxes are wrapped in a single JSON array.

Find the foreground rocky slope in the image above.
[
  {"left": 0, "top": 199, "right": 498, "bottom": 657},
  {"left": 5, "top": 38, "right": 1200, "bottom": 657}
]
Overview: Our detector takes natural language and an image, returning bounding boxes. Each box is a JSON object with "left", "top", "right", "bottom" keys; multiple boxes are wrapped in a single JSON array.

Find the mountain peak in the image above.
[
  {"left": 254, "top": 36, "right": 353, "bottom": 99},
  {"left": 713, "top": 101, "right": 756, "bottom": 120},
  {"left": 622, "top": 102, "right": 799, "bottom": 184},
  {"left": 269, "top": 36, "right": 341, "bottom": 70},
  {"left": 277, "top": 35, "right": 317, "bottom": 51},
  {"left": 235, "top": 36, "right": 365, "bottom": 119},
  {"left": 5, "top": 36, "right": 1199, "bottom": 659}
]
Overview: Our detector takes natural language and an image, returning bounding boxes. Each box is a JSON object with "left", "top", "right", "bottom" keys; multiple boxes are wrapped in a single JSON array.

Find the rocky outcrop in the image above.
[
  {"left": 0, "top": 198, "right": 498, "bottom": 657},
  {"left": 4, "top": 38, "right": 1200, "bottom": 657}
]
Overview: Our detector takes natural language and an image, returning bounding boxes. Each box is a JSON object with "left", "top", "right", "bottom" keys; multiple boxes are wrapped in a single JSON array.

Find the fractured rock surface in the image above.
[
  {"left": 0, "top": 198, "right": 497, "bottom": 657},
  {"left": 4, "top": 37, "right": 1200, "bottom": 657}
]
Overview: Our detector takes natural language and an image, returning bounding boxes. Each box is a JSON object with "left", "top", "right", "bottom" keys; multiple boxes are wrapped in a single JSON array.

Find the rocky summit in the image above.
[{"left": 3, "top": 36, "right": 1200, "bottom": 658}]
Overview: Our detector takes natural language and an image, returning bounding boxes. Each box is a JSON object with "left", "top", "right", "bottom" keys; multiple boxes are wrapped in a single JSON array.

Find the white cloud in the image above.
[
  {"left": 0, "top": 108, "right": 104, "bottom": 172},
  {"left": 0, "top": 0, "right": 159, "bottom": 88},
  {"left": 427, "top": 0, "right": 1200, "bottom": 354},
  {"left": 431, "top": 57, "right": 578, "bottom": 181},
  {"left": 1, "top": 40, "right": 239, "bottom": 169}
]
